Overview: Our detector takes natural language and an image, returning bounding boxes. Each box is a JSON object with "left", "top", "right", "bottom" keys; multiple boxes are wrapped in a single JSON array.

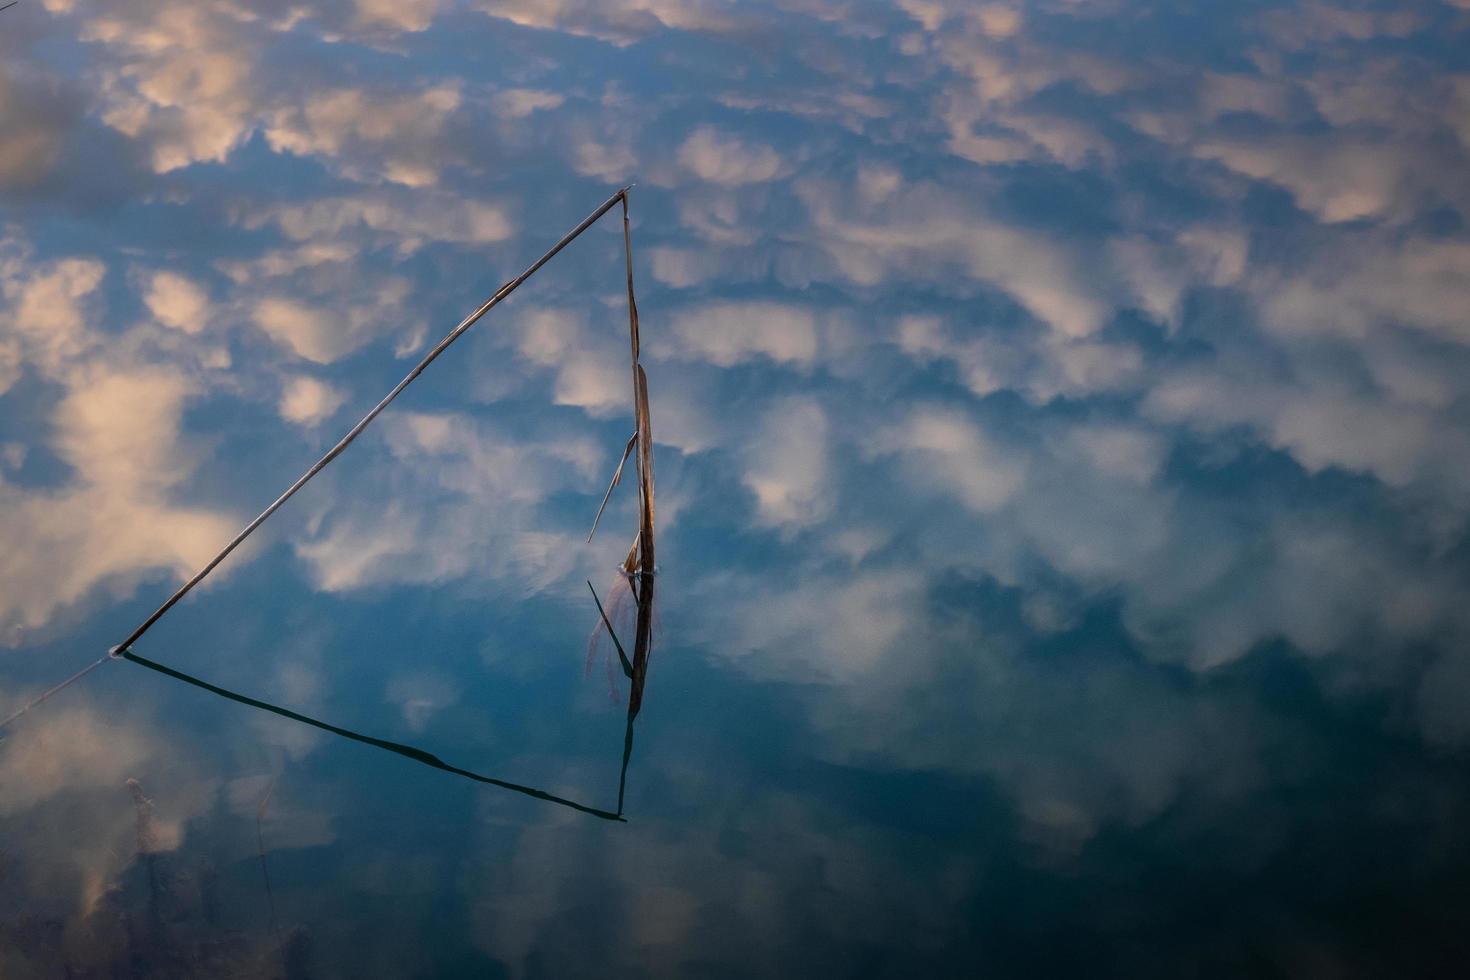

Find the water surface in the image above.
[{"left": 4, "top": 0, "right": 1470, "bottom": 976}]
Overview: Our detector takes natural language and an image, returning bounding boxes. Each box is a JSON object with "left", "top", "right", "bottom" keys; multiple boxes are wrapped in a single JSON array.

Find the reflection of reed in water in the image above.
[
  {"left": 8, "top": 599, "right": 652, "bottom": 979},
  {"left": 85, "top": 556, "right": 661, "bottom": 975},
  {"left": 620, "top": 570, "right": 654, "bottom": 815},
  {"left": 588, "top": 573, "right": 656, "bottom": 815},
  {"left": 118, "top": 647, "right": 632, "bottom": 821},
  {"left": 587, "top": 574, "right": 635, "bottom": 695}
]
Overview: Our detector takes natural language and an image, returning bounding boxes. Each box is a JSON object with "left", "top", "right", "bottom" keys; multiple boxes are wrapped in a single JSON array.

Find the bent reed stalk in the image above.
[{"left": 1, "top": 186, "right": 642, "bottom": 734}]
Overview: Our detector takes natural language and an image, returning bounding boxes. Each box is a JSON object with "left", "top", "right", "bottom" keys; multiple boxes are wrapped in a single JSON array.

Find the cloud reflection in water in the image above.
[{"left": 4, "top": 0, "right": 1470, "bottom": 975}]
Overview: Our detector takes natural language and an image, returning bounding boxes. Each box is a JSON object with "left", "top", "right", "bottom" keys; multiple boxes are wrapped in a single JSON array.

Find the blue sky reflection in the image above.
[{"left": 4, "top": 0, "right": 1470, "bottom": 975}]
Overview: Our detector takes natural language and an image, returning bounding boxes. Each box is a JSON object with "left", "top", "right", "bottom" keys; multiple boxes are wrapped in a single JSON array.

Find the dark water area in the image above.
[
  {"left": 6, "top": 499, "right": 1470, "bottom": 977},
  {"left": 6, "top": 0, "right": 1470, "bottom": 976}
]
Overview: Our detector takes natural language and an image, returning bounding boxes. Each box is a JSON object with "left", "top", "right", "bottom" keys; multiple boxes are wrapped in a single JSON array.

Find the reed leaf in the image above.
[{"left": 588, "top": 430, "right": 639, "bottom": 543}]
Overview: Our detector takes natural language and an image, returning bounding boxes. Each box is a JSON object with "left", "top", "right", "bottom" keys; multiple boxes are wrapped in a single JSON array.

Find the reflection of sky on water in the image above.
[{"left": 4, "top": 0, "right": 1470, "bottom": 974}]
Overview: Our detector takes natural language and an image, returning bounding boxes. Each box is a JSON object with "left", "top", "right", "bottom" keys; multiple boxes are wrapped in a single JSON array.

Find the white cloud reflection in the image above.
[{"left": 5, "top": 1, "right": 1470, "bottom": 964}]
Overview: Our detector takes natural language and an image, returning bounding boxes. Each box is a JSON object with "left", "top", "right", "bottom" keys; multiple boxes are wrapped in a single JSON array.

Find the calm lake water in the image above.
[{"left": 5, "top": 0, "right": 1470, "bottom": 976}]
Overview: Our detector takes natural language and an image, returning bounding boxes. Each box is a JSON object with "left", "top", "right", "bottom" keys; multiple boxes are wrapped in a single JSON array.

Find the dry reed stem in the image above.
[
  {"left": 621, "top": 193, "right": 655, "bottom": 578},
  {"left": 588, "top": 430, "right": 639, "bottom": 543}
]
